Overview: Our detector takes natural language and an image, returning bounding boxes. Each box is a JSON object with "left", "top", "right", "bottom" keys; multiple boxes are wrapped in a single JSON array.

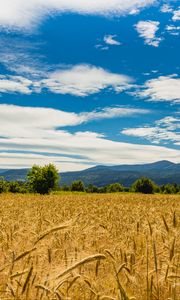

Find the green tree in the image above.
[
  {"left": 71, "top": 180, "right": 85, "bottom": 192},
  {"left": 106, "top": 183, "right": 124, "bottom": 193},
  {"left": 0, "top": 177, "right": 8, "bottom": 193},
  {"left": 27, "top": 164, "right": 59, "bottom": 194},
  {"left": 132, "top": 177, "right": 155, "bottom": 194}
]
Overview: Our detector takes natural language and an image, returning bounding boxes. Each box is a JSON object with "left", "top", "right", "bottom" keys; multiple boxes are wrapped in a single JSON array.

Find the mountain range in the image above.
[{"left": 0, "top": 160, "right": 179, "bottom": 187}]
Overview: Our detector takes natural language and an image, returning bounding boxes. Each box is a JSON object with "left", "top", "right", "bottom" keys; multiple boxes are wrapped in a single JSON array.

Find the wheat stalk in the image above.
[{"left": 55, "top": 254, "right": 106, "bottom": 279}]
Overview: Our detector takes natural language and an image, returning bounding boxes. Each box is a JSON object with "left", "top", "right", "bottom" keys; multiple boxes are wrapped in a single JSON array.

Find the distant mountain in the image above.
[
  {"left": 0, "top": 161, "right": 179, "bottom": 187},
  {"left": 60, "top": 161, "right": 180, "bottom": 187},
  {"left": 0, "top": 169, "right": 9, "bottom": 174},
  {"left": 0, "top": 169, "right": 29, "bottom": 182}
]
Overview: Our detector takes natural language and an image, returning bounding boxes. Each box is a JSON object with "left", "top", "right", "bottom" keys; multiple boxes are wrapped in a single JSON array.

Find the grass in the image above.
[{"left": 0, "top": 193, "right": 179, "bottom": 300}]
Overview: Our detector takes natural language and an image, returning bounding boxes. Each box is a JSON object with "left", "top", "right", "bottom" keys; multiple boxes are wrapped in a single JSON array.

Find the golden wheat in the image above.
[{"left": 0, "top": 193, "right": 179, "bottom": 300}]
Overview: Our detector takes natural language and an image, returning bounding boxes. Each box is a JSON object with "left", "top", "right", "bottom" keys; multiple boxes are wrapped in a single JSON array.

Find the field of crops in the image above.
[{"left": 0, "top": 193, "right": 179, "bottom": 300}]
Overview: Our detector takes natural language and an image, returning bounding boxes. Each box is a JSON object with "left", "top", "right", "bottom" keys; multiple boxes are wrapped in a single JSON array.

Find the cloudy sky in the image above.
[{"left": 0, "top": 0, "right": 179, "bottom": 171}]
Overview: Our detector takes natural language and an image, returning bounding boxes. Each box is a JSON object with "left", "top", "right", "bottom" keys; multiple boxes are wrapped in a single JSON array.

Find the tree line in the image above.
[
  {"left": 62, "top": 178, "right": 180, "bottom": 194},
  {"left": 0, "top": 164, "right": 179, "bottom": 195}
]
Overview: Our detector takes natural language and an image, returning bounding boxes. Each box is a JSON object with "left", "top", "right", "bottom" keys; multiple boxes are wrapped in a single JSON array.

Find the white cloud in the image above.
[
  {"left": 41, "top": 65, "right": 132, "bottom": 96},
  {"left": 122, "top": 127, "right": 180, "bottom": 144},
  {"left": 0, "top": 37, "right": 48, "bottom": 79},
  {"left": 104, "top": 35, "right": 121, "bottom": 46},
  {"left": 82, "top": 107, "right": 149, "bottom": 121},
  {"left": 95, "top": 34, "right": 121, "bottom": 51},
  {"left": 160, "top": 4, "right": 173, "bottom": 13},
  {"left": 0, "top": 75, "right": 32, "bottom": 94},
  {"left": 122, "top": 116, "right": 180, "bottom": 144},
  {"left": 40, "top": 64, "right": 133, "bottom": 96},
  {"left": 156, "top": 116, "right": 180, "bottom": 130},
  {"left": 1, "top": 135, "right": 179, "bottom": 170},
  {"left": 0, "top": 152, "right": 92, "bottom": 171},
  {"left": 1, "top": 69, "right": 180, "bottom": 104},
  {"left": 0, "top": 104, "right": 179, "bottom": 170},
  {"left": 172, "top": 8, "right": 180, "bottom": 21},
  {"left": 135, "top": 20, "right": 162, "bottom": 47},
  {"left": 160, "top": 4, "right": 180, "bottom": 22},
  {"left": 95, "top": 44, "right": 109, "bottom": 51},
  {"left": 166, "top": 25, "right": 180, "bottom": 36},
  {"left": 0, "top": 0, "right": 155, "bottom": 31},
  {"left": 0, "top": 104, "right": 149, "bottom": 139},
  {"left": 129, "top": 8, "right": 140, "bottom": 15},
  {"left": 137, "top": 75, "right": 180, "bottom": 103},
  {"left": 0, "top": 64, "right": 133, "bottom": 96}
]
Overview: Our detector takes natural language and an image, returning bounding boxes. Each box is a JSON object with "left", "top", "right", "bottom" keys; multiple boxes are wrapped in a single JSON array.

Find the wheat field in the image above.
[{"left": 0, "top": 193, "right": 179, "bottom": 300}]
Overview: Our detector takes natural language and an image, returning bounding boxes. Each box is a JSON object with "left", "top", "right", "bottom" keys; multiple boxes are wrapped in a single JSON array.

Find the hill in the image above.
[
  {"left": 0, "top": 169, "right": 29, "bottom": 182},
  {"left": 0, "top": 161, "right": 179, "bottom": 187},
  {"left": 60, "top": 160, "right": 180, "bottom": 187}
]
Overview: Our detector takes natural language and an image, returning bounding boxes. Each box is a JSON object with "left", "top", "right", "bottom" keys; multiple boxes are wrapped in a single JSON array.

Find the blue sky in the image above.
[{"left": 0, "top": 0, "right": 179, "bottom": 171}]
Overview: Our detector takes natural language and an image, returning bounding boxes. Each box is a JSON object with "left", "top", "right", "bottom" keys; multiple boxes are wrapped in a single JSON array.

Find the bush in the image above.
[
  {"left": 86, "top": 184, "right": 99, "bottom": 193},
  {"left": 71, "top": 180, "right": 85, "bottom": 192},
  {"left": 27, "top": 164, "right": 60, "bottom": 194},
  {"left": 97, "top": 186, "right": 108, "bottom": 193},
  {"left": 9, "top": 181, "right": 28, "bottom": 193},
  {"left": 132, "top": 177, "right": 155, "bottom": 194},
  {"left": 61, "top": 184, "right": 70, "bottom": 191},
  {"left": 160, "top": 184, "right": 178, "bottom": 194},
  {"left": 106, "top": 183, "right": 124, "bottom": 193}
]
